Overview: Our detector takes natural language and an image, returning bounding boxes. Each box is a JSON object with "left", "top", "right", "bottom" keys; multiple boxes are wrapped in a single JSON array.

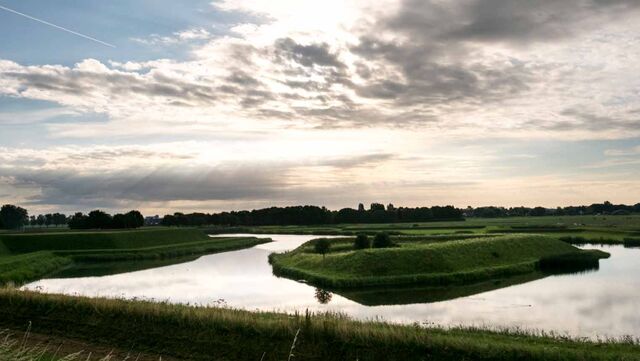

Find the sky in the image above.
[{"left": 0, "top": 0, "right": 639, "bottom": 215}]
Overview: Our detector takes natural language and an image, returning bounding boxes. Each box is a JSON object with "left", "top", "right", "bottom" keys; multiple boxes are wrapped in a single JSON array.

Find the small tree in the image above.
[
  {"left": 354, "top": 234, "right": 370, "bottom": 250},
  {"left": 373, "top": 232, "right": 393, "bottom": 248},
  {"left": 314, "top": 238, "right": 331, "bottom": 259}
]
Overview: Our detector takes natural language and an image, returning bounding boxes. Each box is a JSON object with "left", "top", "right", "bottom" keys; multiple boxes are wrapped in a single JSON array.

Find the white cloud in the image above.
[{"left": 2, "top": 0, "right": 640, "bottom": 212}]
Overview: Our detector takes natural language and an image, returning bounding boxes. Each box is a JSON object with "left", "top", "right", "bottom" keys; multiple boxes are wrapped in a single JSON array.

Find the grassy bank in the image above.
[
  {"left": 0, "top": 228, "right": 213, "bottom": 253},
  {"left": 270, "top": 235, "right": 609, "bottom": 288},
  {"left": 0, "top": 229, "right": 270, "bottom": 285},
  {"left": 0, "top": 289, "right": 639, "bottom": 361}
]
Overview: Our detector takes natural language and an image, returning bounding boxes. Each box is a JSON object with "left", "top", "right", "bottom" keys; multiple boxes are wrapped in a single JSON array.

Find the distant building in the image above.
[{"left": 144, "top": 215, "right": 161, "bottom": 226}]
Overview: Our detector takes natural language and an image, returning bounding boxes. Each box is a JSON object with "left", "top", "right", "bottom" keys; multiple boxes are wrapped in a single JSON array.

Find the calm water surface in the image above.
[{"left": 23, "top": 234, "right": 640, "bottom": 339}]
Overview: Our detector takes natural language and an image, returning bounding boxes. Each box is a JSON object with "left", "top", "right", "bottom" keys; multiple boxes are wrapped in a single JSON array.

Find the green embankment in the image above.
[
  {"left": 0, "top": 252, "right": 72, "bottom": 284},
  {"left": 0, "top": 289, "right": 639, "bottom": 361},
  {"left": 0, "top": 228, "right": 210, "bottom": 253},
  {"left": 270, "top": 235, "right": 609, "bottom": 288},
  {"left": 0, "top": 228, "right": 270, "bottom": 284}
]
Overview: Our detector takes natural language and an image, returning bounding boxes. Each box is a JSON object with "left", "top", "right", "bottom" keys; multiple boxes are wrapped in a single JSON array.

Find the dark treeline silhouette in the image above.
[
  {"left": 68, "top": 210, "right": 144, "bottom": 230},
  {"left": 465, "top": 201, "right": 640, "bottom": 218},
  {"left": 0, "top": 204, "right": 145, "bottom": 230},
  {"left": 0, "top": 204, "right": 28, "bottom": 230},
  {"left": 161, "top": 203, "right": 463, "bottom": 227},
  {"left": 28, "top": 213, "right": 67, "bottom": 228}
]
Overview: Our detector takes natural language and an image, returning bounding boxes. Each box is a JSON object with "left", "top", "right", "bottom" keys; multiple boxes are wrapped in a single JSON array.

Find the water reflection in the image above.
[
  {"left": 314, "top": 288, "right": 333, "bottom": 304},
  {"left": 21, "top": 235, "right": 640, "bottom": 339}
]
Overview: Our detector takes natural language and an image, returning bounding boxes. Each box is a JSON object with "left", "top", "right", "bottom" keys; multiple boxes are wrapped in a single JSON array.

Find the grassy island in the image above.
[
  {"left": 269, "top": 234, "right": 609, "bottom": 289},
  {"left": 0, "top": 228, "right": 269, "bottom": 284}
]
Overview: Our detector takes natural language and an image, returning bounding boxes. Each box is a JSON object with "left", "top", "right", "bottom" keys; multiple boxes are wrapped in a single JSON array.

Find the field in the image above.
[
  {"left": 2, "top": 215, "right": 639, "bottom": 360},
  {"left": 0, "top": 228, "right": 269, "bottom": 284},
  {"left": 1, "top": 288, "right": 640, "bottom": 361},
  {"left": 206, "top": 214, "right": 640, "bottom": 243},
  {"left": 269, "top": 234, "right": 609, "bottom": 288}
]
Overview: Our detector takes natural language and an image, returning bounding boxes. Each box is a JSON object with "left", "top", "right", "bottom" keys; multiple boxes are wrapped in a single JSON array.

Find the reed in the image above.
[{"left": 0, "top": 289, "right": 638, "bottom": 361}]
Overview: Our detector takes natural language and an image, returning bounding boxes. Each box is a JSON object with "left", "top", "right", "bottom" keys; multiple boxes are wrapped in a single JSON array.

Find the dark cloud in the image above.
[
  {"left": 339, "top": 0, "right": 640, "bottom": 125},
  {"left": 0, "top": 152, "right": 401, "bottom": 207},
  {"left": 317, "top": 153, "right": 396, "bottom": 168},
  {"left": 274, "top": 38, "right": 345, "bottom": 69},
  {"left": 386, "top": 0, "right": 640, "bottom": 45},
  {"left": 1, "top": 166, "right": 286, "bottom": 206}
]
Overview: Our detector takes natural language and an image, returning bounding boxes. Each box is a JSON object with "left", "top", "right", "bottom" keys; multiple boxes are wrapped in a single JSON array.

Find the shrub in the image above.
[
  {"left": 372, "top": 233, "right": 393, "bottom": 248},
  {"left": 559, "top": 236, "right": 587, "bottom": 244},
  {"left": 314, "top": 238, "right": 331, "bottom": 258},
  {"left": 354, "top": 234, "right": 370, "bottom": 250},
  {"left": 623, "top": 238, "right": 640, "bottom": 248}
]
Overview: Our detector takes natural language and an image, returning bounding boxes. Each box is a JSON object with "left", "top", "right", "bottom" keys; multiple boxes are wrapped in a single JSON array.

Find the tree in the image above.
[
  {"left": 45, "top": 213, "right": 53, "bottom": 227},
  {"left": 52, "top": 213, "right": 67, "bottom": 227},
  {"left": 370, "top": 203, "right": 385, "bottom": 211},
  {"left": 125, "top": 210, "right": 144, "bottom": 228},
  {"left": 87, "top": 210, "right": 112, "bottom": 229},
  {"left": 354, "top": 233, "right": 370, "bottom": 250},
  {"left": 314, "top": 288, "right": 333, "bottom": 304},
  {"left": 530, "top": 207, "right": 547, "bottom": 217},
  {"left": 68, "top": 212, "right": 89, "bottom": 229},
  {"left": 373, "top": 232, "right": 393, "bottom": 248},
  {"left": 36, "top": 215, "right": 46, "bottom": 227},
  {"left": 0, "top": 204, "right": 28, "bottom": 230},
  {"left": 314, "top": 238, "right": 331, "bottom": 259}
]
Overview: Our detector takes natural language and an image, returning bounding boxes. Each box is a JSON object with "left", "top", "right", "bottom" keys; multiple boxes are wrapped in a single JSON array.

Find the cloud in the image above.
[
  {"left": 131, "top": 28, "right": 212, "bottom": 45},
  {"left": 0, "top": 144, "right": 405, "bottom": 208},
  {"left": 4, "top": 0, "right": 640, "bottom": 137},
  {"left": 605, "top": 146, "right": 640, "bottom": 157}
]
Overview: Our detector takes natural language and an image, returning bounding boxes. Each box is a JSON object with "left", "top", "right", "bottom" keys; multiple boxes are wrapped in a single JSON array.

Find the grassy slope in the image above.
[
  {"left": 0, "top": 252, "right": 72, "bottom": 284},
  {"left": 0, "top": 229, "right": 270, "bottom": 284},
  {"left": 270, "top": 235, "right": 608, "bottom": 288},
  {"left": 0, "top": 289, "right": 638, "bottom": 361},
  {"left": 0, "top": 228, "right": 211, "bottom": 253}
]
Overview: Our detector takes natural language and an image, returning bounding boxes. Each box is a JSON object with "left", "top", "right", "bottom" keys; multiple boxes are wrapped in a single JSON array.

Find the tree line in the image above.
[
  {"left": 0, "top": 204, "right": 144, "bottom": 230},
  {"left": 160, "top": 203, "right": 464, "bottom": 227},
  {"left": 465, "top": 201, "right": 640, "bottom": 218}
]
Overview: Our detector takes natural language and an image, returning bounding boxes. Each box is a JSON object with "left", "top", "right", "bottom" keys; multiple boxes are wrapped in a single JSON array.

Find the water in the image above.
[{"left": 23, "top": 234, "right": 640, "bottom": 339}]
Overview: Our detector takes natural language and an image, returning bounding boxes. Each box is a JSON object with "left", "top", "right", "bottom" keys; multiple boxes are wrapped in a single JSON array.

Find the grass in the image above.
[
  {"left": 0, "top": 288, "right": 639, "bottom": 361},
  {"left": 0, "top": 228, "right": 212, "bottom": 253},
  {"left": 0, "top": 253, "right": 72, "bottom": 285},
  {"left": 0, "top": 229, "right": 270, "bottom": 285},
  {"left": 623, "top": 238, "right": 640, "bottom": 248},
  {"left": 269, "top": 235, "right": 609, "bottom": 288}
]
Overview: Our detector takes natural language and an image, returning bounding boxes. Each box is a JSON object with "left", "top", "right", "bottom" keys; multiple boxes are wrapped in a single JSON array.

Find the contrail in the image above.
[{"left": 0, "top": 4, "right": 115, "bottom": 48}]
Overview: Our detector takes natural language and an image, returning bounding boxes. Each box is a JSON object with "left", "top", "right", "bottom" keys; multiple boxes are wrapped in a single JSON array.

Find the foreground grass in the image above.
[
  {"left": 270, "top": 235, "right": 609, "bottom": 288},
  {"left": 0, "top": 229, "right": 270, "bottom": 285},
  {"left": 0, "top": 289, "right": 638, "bottom": 361}
]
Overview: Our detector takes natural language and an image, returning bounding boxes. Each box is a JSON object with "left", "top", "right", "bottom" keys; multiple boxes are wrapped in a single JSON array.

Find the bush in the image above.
[
  {"left": 373, "top": 233, "right": 393, "bottom": 248},
  {"left": 314, "top": 238, "right": 331, "bottom": 258},
  {"left": 623, "top": 238, "right": 640, "bottom": 248},
  {"left": 354, "top": 234, "right": 370, "bottom": 250}
]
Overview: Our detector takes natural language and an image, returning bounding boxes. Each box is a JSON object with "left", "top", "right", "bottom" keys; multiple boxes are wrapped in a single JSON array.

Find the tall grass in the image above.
[
  {"left": 559, "top": 236, "right": 621, "bottom": 245},
  {"left": 0, "top": 328, "right": 139, "bottom": 361},
  {"left": 0, "top": 289, "right": 638, "bottom": 361}
]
